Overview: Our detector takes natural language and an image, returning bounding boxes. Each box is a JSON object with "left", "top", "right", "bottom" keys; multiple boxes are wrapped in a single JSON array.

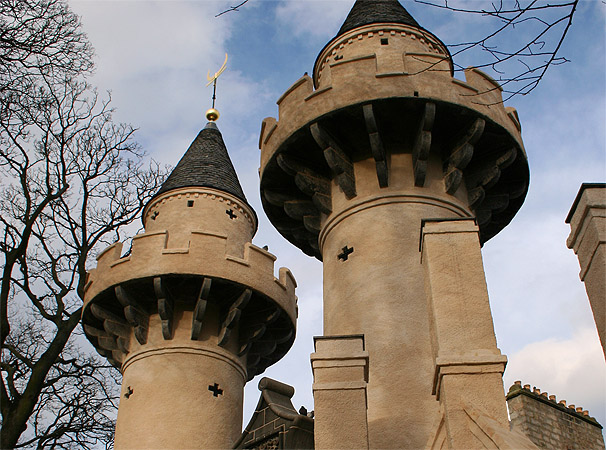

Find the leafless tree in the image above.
[{"left": 1, "top": 0, "right": 166, "bottom": 448}]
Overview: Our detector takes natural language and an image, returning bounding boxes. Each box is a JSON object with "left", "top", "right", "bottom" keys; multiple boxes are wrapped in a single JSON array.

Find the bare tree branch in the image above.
[
  {"left": 1, "top": 0, "right": 168, "bottom": 447},
  {"left": 215, "top": 0, "right": 250, "bottom": 17},
  {"left": 416, "top": 0, "right": 578, "bottom": 101}
]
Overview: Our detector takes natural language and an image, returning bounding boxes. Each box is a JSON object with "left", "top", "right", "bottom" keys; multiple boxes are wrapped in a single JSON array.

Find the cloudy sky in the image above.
[{"left": 69, "top": 0, "right": 605, "bottom": 434}]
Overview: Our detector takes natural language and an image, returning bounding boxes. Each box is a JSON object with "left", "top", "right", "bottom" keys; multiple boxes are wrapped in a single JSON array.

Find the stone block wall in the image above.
[{"left": 507, "top": 382, "right": 604, "bottom": 450}]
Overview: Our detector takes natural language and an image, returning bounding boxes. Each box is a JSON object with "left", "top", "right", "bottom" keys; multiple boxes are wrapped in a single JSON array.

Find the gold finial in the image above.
[
  {"left": 205, "top": 53, "right": 228, "bottom": 122},
  {"left": 205, "top": 108, "right": 220, "bottom": 122}
]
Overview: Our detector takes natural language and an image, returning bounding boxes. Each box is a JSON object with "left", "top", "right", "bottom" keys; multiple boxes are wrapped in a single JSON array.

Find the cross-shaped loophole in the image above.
[
  {"left": 208, "top": 383, "right": 223, "bottom": 397},
  {"left": 226, "top": 209, "right": 237, "bottom": 219},
  {"left": 338, "top": 246, "right": 354, "bottom": 261},
  {"left": 124, "top": 386, "right": 133, "bottom": 399},
  {"left": 150, "top": 211, "right": 159, "bottom": 220}
]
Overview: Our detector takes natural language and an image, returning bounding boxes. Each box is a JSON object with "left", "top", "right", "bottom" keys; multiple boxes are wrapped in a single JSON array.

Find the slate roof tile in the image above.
[{"left": 337, "top": 0, "right": 420, "bottom": 38}]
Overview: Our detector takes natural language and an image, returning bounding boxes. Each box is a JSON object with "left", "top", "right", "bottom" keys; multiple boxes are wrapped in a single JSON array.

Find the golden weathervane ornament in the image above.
[{"left": 205, "top": 53, "right": 228, "bottom": 122}]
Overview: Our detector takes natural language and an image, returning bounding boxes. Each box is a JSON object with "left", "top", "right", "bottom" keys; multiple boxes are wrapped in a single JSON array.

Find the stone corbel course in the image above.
[{"left": 83, "top": 229, "right": 297, "bottom": 380}]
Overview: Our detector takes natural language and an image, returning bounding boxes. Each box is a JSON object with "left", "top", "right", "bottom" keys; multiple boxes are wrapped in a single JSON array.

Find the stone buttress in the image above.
[
  {"left": 83, "top": 122, "right": 297, "bottom": 449},
  {"left": 258, "top": 0, "right": 535, "bottom": 448}
]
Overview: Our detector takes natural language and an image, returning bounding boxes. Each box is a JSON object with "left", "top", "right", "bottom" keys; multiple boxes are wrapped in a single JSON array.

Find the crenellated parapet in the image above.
[
  {"left": 313, "top": 23, "right": 452, "bottom": 89},
  {"left": 262, "top": 64, "right": 523, "bottom": 168},
  {"left": 259, "top": 33, "right": 529, "bottom": 257},
  {"left": 83, "top": 228, "right": 297, "bottom": 380},
  {"left": 507, "top": 382, "right": 601, "bottom": 423},
  {"left": 507, "top": 381, "right": 604, "bottom": 450}
]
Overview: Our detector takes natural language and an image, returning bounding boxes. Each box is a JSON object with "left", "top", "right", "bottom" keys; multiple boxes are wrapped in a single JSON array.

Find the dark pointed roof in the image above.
[
  {"left": 337, "top": 0, "right": 420, "bottom": 38},
  {"left": 156, "top": 122, "right": 249, "bottom": 204}
]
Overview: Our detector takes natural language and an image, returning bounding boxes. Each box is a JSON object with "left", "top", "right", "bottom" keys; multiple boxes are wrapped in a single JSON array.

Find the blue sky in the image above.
[{"left": 70, "top": 0, "right": 605, "bottom": 434}]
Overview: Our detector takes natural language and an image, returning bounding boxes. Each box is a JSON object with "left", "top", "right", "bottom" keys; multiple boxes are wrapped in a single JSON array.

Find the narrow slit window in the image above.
[
  {"left": 187, "top": 200, "right": 194, "bottom": 207},
  {"left": 381, "top": 38, "right": 388, "bottom": 45}
]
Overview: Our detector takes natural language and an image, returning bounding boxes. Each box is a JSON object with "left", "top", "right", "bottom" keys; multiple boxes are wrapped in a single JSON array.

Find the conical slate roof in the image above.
[
  {"left": 336, "top": 0, "right": 420, "bottom": 38},
  {"left": 156, "top": 122, "right": 248, "bottom": 204}
]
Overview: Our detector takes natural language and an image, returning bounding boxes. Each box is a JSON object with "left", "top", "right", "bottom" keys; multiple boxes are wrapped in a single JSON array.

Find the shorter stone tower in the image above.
[{"left": 82, "top": 120, "right": 297, "bottom": 449}]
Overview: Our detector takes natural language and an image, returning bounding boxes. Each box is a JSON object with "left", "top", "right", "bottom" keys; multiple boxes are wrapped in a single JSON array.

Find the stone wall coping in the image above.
[
  {"left": 313, "top": 334, "right": 366, "bottom": 350},
  {"left": 419, "top": 217, "right": 479, "bottom": 251},
  {"left": 235, "top": 377, "right": 313, "bottom": 449},
  {"left": 313, "top": 22, "right": 452, "bottom": 86},
  {"left": 432, "top": 354, "right": 507, "bottom": 399},
  {"left": 565, "top": 183, "right": 605, "bottom": 224},
  {"left": 85, "top": 230, "right": 297, "bottom": 324}
]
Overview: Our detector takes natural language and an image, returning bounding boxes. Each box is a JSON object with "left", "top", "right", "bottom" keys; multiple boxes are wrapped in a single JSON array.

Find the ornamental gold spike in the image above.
[
  {"left": 205, "top": 54, "right": 228, "bottom": 122},
  {"left": 206, "top": 53, "right": 228, "bottom": 87}
]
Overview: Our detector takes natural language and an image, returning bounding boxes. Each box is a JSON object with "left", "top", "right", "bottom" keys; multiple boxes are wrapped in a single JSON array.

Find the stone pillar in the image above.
[
  {"left": 311, "top": 335, "right": 369, "bottom": 450},
  {"left": 421, "top": 219, "right": 527, "bottom": 449},
  {"left": 566, "top": 183, "right": 606, "bottom": 357}
]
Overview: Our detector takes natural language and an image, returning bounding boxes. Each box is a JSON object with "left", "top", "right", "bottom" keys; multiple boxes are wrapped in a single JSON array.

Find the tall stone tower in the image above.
[
  {"left": 258, "top": 0, "right": 534, "bottom": 448},
  {"left": 83, "top": 119, "right": 297, "bottom": 449}
]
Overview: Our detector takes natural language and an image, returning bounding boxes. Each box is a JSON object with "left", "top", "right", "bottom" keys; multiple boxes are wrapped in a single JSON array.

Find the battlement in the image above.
[
  {"left": 259, "top": 40, "right": 530, "bottom": 254},
  {"left": 507, "top": 381, "right": 604, "bottom": 450},
  {"left": 507, "top": 381, "right": 601, "bottom": 425},
  {"left": 260, "top": 56, "right": 523, "bottom": 174},
  {"left": 85, "top": 228, "right": 297, "bottom": 324}
]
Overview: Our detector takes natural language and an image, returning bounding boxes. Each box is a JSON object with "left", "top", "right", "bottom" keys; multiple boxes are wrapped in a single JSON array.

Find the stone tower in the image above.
[
  {"left": 83, "top": 120, "right": 297, "bottom": 449},
  {"left": 258, "top": 0, "right": 535, "bottom": 448}
]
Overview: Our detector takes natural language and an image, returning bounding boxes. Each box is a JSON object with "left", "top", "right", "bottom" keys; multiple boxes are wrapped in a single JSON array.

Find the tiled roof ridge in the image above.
[{"left": 507, "top": 380, "right": 602, "bottom": 428}]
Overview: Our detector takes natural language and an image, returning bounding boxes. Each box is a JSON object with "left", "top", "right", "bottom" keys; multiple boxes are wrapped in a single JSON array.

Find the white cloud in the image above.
[
  {"left": 69, "top": 0, "right": 234, "bottom": 159},
  {"left": 71, "top": 1, "right": 230, "bottom": 78},
  {"left": 275, "top": 0, "right": 351, "bottom": 39},
  {"left": 504, "top": 328, "right": 606, "bottom": 428}
]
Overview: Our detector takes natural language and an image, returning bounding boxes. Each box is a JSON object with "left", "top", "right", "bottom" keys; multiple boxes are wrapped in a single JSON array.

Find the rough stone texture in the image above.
[
  {"left": 566, "top": 183, "right": 606, "bottom": 357},
  {"left": 112, "top": 310, "right": 247, "bottom": 449},
  {"left": 156, "top": 122, "right": 249, "bottom": 205},
  {"left": 507, "top": 383, "right": 605, "bottom": 450},
  {"left": 311, "top": 335, "right": 370, "bottom": 450},
  {"left": 319, "top": 153, "right": 470, "bottom": 449},
  {"left": 236, "top": 378, "right": 314, "bottom": 450},
  {"left": 422, "top": 219, "right": 537, "bottom": 449}
]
